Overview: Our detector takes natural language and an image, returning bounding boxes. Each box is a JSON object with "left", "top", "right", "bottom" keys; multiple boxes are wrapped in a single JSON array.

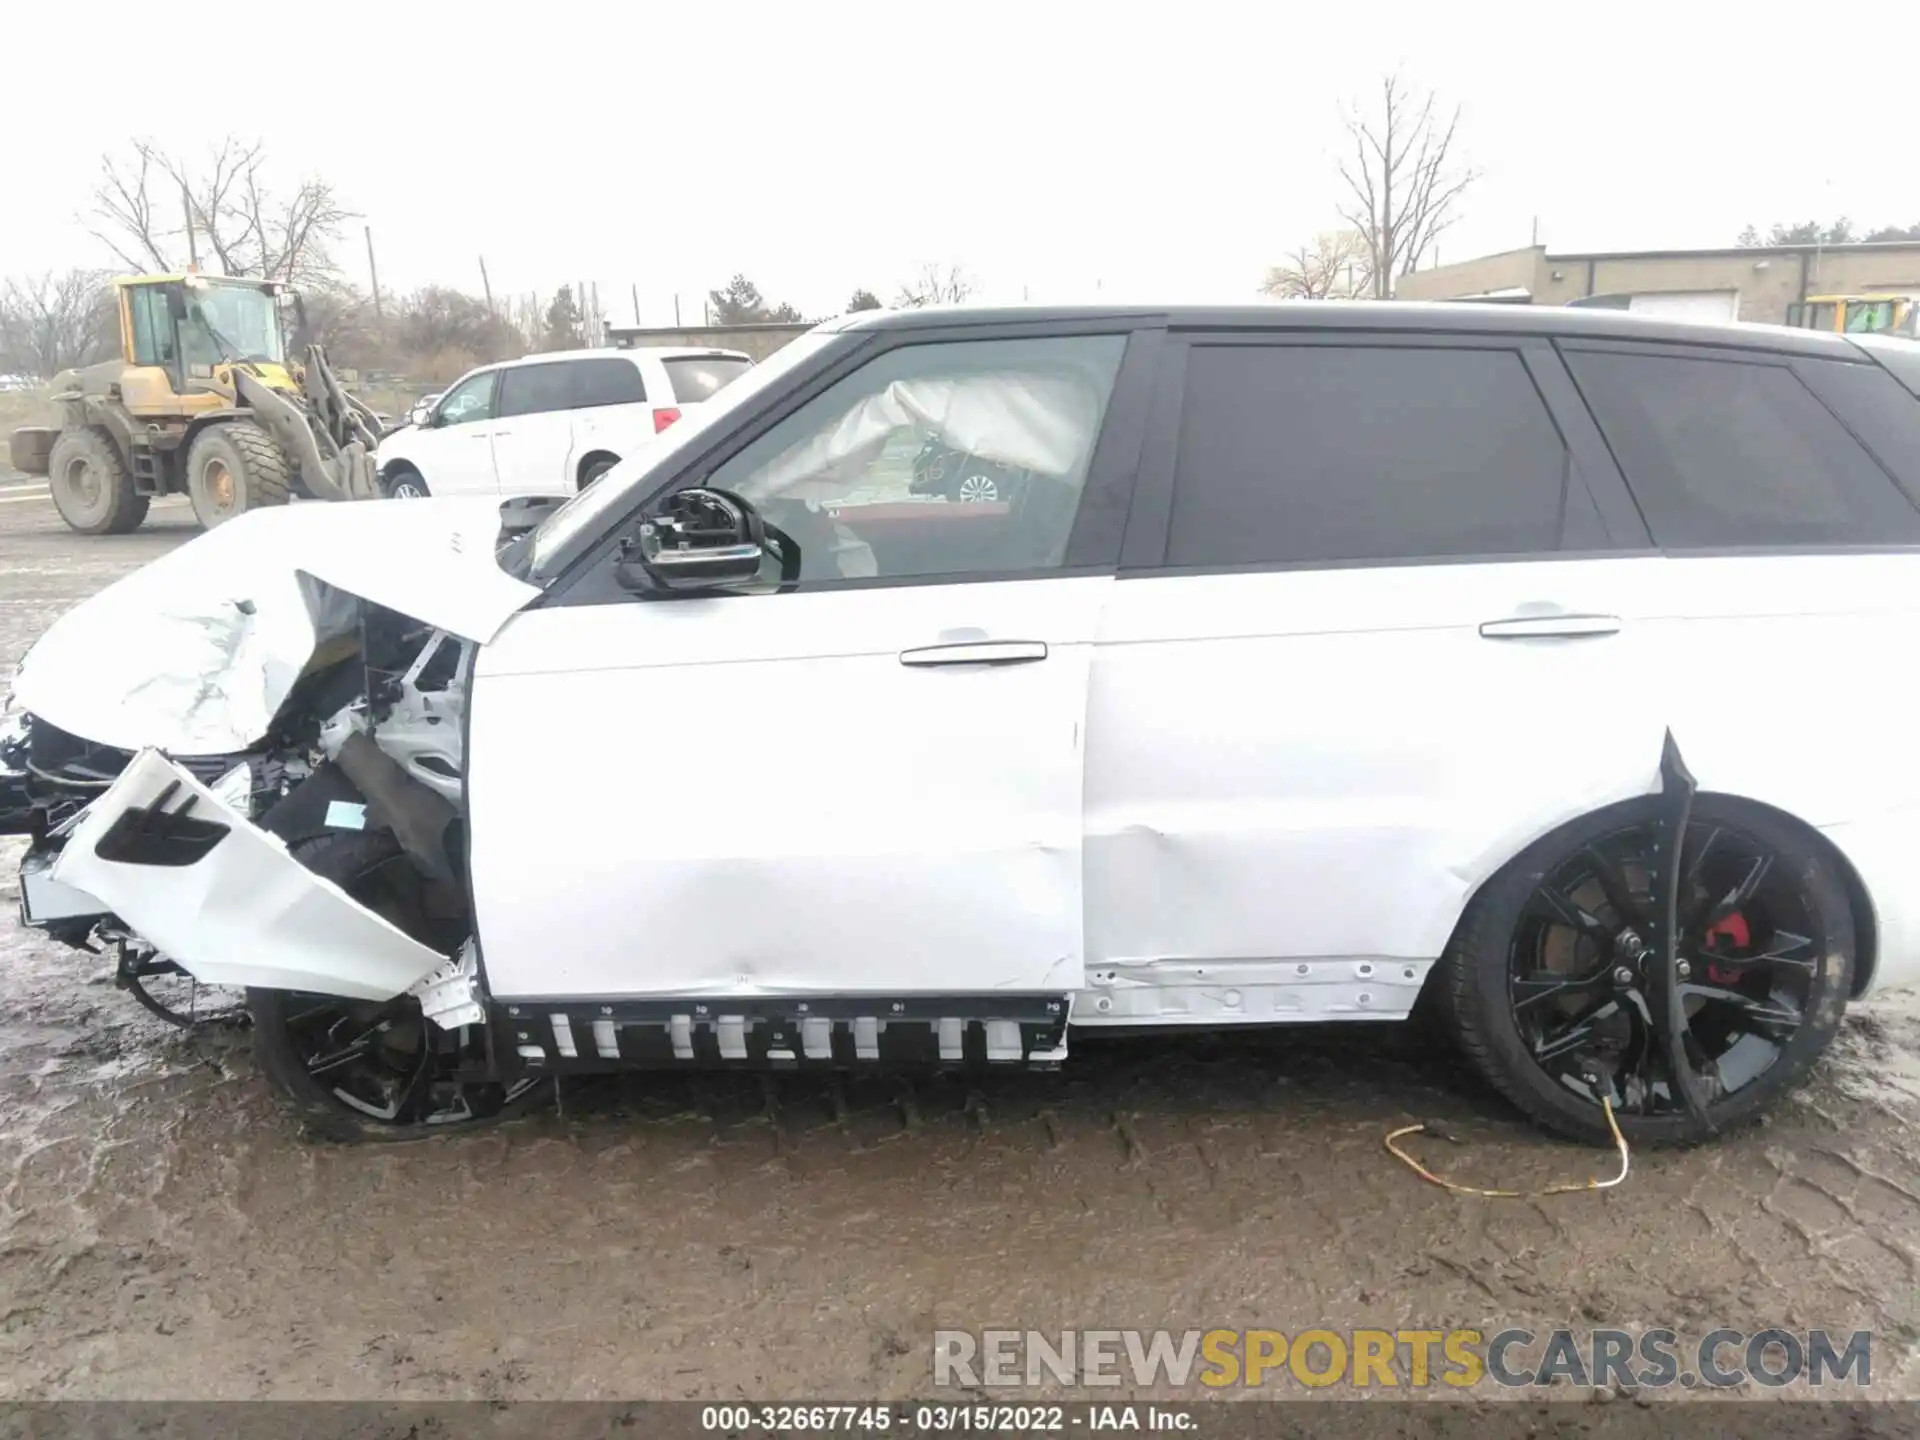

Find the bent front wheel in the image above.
[{"left": 249, "top": 830, "right": 549, "bottom": 1141}]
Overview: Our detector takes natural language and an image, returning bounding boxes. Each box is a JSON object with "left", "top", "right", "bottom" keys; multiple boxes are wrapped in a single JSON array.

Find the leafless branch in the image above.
[
  {"left": 1335, "top": 73, "right": 1477, "bottom": 297},
  {"left": 84, "top": 137, "right": 353, "bottom": 288},
  {"left": 0, "top": 269, "right": 117, "bottom": 377},
  {"left": 895, "top": 261, "right": 975, "bottom": 308},
  {"left": 1262, "top": 231, "right": 1373, "bottom": 300}
]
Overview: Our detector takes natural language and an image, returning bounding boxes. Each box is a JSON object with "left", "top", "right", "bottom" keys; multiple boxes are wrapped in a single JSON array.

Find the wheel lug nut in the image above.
[{"left": 1614, "top": 966, "right": 1634, "bottom": 985}]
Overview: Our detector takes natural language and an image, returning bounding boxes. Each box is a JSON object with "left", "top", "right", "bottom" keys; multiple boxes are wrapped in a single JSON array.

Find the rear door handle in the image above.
[
  {"left": 1478, "top": 613, "right": 1622, "bottom": 640},
  {"left": 899, "top": 640, "right": 1049, "bottom": 667}
]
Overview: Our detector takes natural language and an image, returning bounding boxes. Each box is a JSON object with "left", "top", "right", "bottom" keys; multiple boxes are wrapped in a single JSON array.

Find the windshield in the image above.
[
  {"left": 1845, "top": 300, "right": 1899, "bottom": 333},
  {"left": 179, "top": 282, "right": 285, "bottom": 366},
  {"left": 525, "top": 331, "right": 839, "bottom": 580}
]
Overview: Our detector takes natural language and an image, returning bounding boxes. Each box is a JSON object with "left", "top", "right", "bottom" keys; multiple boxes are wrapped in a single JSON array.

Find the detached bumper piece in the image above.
[{"left": 492, "top": 993, "right": 1071, "bottom": 1073}]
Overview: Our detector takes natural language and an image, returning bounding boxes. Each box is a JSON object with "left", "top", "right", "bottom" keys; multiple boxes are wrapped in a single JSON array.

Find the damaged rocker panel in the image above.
[{"left": 490, "top": 993, "right": 1073, "bottom": 1073}]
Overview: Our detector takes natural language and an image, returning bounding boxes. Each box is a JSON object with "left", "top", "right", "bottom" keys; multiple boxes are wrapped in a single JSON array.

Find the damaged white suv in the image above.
[{"left": 8, "top": 304, "right": 1920, "bottom": 1144}]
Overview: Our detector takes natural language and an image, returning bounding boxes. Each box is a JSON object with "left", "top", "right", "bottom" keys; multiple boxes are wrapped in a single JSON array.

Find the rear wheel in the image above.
[
  {"left": 47, "top": 427, "right": 148, "bottom": 534},
  {"left": 185, "top": 420, "right": 290, "bottom": 529},
  {"left": 249, "top": 829, "right": 550, "bottom": 1141},
  {"left": 1440, "top": 796, "right": 1854, "bottom": 1145}
]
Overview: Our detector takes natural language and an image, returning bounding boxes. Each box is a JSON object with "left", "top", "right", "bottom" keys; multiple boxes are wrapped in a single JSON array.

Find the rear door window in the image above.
[
  {"left": 1165, "top": 343, "right": 1584, "bottom": 568},
  {"left": 496, "top": 362, "right": 576, "bottom": 418},
  {"left": 1562, "top": 348, "right": 1920, "bottom": 547},
  {"left": 661, "top": 354, "right": 753, "bottom": 403},
  {"left": 569, "top": 357, "right": 647, "bottom": 408}
]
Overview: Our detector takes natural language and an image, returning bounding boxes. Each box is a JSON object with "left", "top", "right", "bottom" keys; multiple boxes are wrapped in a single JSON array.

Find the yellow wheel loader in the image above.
[{"left": 5, "top": 273, "right": 383, "bottom": 534}]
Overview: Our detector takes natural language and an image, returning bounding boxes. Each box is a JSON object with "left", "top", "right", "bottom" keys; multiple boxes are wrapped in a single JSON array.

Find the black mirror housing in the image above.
[{"left": 616, "top": 487, "right": 768, "bottom": 594}]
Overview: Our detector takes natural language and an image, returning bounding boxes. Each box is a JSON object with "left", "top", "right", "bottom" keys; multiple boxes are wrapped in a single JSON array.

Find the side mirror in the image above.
[
  {"left": 409, "top": 402, "right": 435, "bottom": 427},
  {"left": 616, "top": 488, "right": 767, "bottom": 594}
]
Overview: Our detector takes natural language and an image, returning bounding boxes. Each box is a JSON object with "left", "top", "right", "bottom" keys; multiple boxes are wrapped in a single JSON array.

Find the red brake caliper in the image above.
[{"left": 1703, "top": 912, "right": 1750, "bottom": 984}]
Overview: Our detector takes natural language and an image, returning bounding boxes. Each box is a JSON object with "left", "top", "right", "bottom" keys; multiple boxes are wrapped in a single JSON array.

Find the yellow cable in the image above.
[{"left": 1384, "top": 1097, "right": 1630, "bottom": 1197}]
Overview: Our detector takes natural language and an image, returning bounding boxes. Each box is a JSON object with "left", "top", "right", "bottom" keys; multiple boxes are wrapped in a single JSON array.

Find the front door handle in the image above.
[
  {"left": 899, "top": 640, "right": 1049, "bottom": 667},
  {"left": 1479, "top": 613, "right": 1622, "bottom": 640}
]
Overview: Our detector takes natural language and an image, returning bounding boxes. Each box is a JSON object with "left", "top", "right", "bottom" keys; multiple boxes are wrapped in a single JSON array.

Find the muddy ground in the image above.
[{"left": 2, "top": 480, "right": 1919, "bottom": 1405}]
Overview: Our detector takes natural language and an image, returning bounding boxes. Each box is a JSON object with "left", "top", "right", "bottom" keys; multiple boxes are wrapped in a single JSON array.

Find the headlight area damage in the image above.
[{"left": 3, "top": 499, "right": 540, "bottom": 1039}]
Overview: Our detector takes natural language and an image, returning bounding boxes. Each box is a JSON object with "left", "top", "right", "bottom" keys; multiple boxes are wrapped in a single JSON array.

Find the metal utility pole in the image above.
[
  {"left": 479, "top": 256, "right": 495, "bottom": 317},
  {"left": 365, "top": 226, "right": 383, "bottom": 317},
  {"left": 631, "top": 283, "right": 641, "bottom": 325},
  {"left": 674, "top": 294, "right": 682, "bottom": 326}
]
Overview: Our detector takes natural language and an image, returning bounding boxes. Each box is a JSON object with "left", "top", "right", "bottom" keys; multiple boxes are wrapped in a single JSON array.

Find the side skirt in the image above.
[{"left": 483, "top": 993, "right": 1071, "bottom": 1075}]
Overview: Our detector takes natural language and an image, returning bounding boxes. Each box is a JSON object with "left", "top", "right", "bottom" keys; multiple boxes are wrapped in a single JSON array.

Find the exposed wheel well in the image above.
[
  {"left": 1431, "top": 790, "right": 1879, "bottom": 1003},
  {"left": 576, "top": 450, "right": 619, "bottom": 487}
]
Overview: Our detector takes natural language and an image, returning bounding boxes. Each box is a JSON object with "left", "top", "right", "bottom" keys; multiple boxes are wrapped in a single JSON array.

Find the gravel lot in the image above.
[{"left": 2, "top": 482, "right": 1919, "bottom": 1406}]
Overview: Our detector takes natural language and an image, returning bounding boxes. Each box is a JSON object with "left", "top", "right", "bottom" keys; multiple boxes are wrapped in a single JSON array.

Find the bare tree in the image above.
[
  {"left": 1336, "top": 74, "right": 1477, "bottom": 297},
  {"left": 89, "top": 139, "right": 353, "bottom": 288},
  {"left": 1262, "top": 231, "right": 1373, "bottom": 300},
  {"left": 0, "top": 269, "right": 117, "bottom": 378},
  {"left": 895, "top": 262, "right": 975, "bottom": 308}
]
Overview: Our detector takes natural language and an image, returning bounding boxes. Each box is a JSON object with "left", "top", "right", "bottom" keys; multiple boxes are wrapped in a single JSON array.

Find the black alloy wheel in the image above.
[{"left": 1442, "top": 796, "right": 1854, "bottom": 1145}]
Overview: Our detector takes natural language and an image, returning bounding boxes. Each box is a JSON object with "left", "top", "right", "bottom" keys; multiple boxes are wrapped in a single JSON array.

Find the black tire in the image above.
[
  {"left": 46, "top": 426, "right": 148, "bottom": 534},
  {"left": 382, "top": 465, "right": 429, "bottom": 499},
  {"left": 579, "top": 455, "right": 617, "bottom": 489},
  {"left": 249, "top": 829, "right": 551, "bottom": 1142},
  {"left": 185, "top": 420, "right": 290, "bottom": 529},
  {"left": 1439, "top": 794, "right": 1854, "bottom": 1147}
]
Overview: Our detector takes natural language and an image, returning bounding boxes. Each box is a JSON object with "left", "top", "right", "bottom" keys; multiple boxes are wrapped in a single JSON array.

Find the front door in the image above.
[
  {"left": 465, "top": 328, "right": 1147, "bottom": 1006},
  {"left": 421, "top": 368, "right": 502, "bottom": 496}
]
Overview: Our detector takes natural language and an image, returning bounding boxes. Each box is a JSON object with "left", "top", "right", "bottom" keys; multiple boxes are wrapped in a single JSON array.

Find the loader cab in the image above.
[{"left": 115, "top": 275, "right": 291, "bottom": 414}]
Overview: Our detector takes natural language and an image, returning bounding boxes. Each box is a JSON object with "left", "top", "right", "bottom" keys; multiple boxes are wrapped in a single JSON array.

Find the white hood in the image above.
[{"left": 10, "top": 499, "right": 541, "bottom": 756}]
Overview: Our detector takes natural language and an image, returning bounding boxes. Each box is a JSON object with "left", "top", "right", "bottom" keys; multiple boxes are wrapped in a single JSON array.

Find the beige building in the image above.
[{"left": 1395, "top": 242, "right": 1920, "bottom": 325}]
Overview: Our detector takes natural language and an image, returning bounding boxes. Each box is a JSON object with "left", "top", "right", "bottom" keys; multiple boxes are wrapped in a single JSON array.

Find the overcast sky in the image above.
[{"left": 4, "top": 0, "right": 1911, "bottom": 322}]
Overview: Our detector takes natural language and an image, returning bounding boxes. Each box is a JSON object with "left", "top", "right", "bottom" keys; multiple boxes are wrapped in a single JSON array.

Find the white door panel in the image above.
[
  {"left": 489, "top": 410, "right": 578, "bottom": 497},
  {"left": 402, "top": 427, "right": 498, "bottom": 497},
  {"left": 468, "top": 577, "right": 1111, "bottom": 1000},
  {"left": 52, "top": 750, "right": 445, "bottom": 999},
  {"left": 1086, "top": 560, "right": 1672, "bottom": 969}
]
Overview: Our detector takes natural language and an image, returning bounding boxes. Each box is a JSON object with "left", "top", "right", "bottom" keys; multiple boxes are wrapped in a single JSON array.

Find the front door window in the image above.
[{"left": 702, "top": 334, "right": 1127, "bottom": 585}]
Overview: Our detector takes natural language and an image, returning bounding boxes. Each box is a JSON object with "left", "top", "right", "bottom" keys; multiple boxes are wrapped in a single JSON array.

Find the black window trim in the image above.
[
  {"left": 1117, "top": 330, "right": 1643, "bottom": 578},
  {"left": 1554, "top": 336, "right": 1920, "bottom": 557},
  {"left": 544, "top": 320, "right": 1165, "bottom": 608}
]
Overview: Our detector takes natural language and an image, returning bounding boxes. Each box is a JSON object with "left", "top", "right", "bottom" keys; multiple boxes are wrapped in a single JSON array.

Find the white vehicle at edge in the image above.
[
  {"left": 6, "top": 304, "right": 1920, "bottom": 1146},
  {"left": 374, "top": 346, "right": 752, "bottom": 500}
]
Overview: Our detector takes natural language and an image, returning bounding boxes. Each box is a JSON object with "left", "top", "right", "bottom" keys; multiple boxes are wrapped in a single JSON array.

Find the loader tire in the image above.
[
  {"left": 47, "top": 426, "right": 148, "bottom": 535},
  {"left": 185, "top": 420, "right": 290, "bottom": 530}
]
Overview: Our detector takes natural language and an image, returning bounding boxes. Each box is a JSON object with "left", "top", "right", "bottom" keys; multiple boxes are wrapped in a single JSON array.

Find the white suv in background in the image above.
[{"left": 375, "top": 347, "right": 752, "bottom": 499}]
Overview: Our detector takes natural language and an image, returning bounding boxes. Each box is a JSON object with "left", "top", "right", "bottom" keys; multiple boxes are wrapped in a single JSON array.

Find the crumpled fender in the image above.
[
  {"left": 10, "top": 498, "right": 539, "bottom": 756},
  {"left": 52, "top": 749, "right": 446, "bottom": 1000}
]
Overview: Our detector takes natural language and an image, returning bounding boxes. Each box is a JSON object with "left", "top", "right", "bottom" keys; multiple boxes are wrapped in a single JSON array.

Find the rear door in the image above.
[
  {"left": 566, "top": 355, "right": 655, "bottom": 478},
  {"left": 465, "top": 327, "right": 1151, "bottom": 1021},
  {"left": 1555, "top": 339, "right": 1920, "bottom": 820},
  {"left": 1082, "top": 333, "right": 1668, "bottom": 1022},
  {"left": 490, "top": 361, "right": 581, "bottom": 497}
]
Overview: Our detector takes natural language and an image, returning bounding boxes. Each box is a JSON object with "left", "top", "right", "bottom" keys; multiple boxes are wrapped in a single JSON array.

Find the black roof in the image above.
[{"left": 824, "top": 300, "right": 1863, "bottom": 361}]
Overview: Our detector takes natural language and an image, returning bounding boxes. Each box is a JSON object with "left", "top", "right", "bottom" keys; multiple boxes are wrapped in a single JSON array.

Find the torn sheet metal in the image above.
[
  {"left": 10, "top": 499, "right": 538, "bottom": 757},
  {"left": 52, "top": 749, "right": 447, "bottom": 1000}
]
